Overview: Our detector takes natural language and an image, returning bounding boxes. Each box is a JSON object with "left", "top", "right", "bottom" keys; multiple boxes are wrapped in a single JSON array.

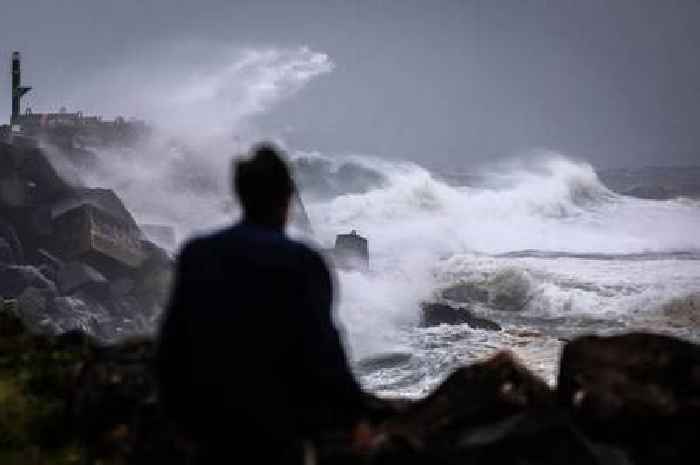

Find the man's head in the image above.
[{"left": 233, "top": 143, "right": 294, "bottom": 228}]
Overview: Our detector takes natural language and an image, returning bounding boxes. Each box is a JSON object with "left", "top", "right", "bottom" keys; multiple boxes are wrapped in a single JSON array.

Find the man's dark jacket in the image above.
[{"left": 156, "top": 221, "right": 367, "bottom": 450}]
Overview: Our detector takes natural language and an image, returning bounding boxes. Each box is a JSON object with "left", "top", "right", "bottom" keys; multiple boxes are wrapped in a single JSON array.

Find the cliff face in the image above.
[{"left": 1, "top": 301, "right": 699, "bottom": 465}]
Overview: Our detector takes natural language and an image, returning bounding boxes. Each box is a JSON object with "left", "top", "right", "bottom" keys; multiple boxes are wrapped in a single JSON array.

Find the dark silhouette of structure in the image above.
[
  {"left": 156, "top": 143, "right": 375, "bottom": 463},
  {"left": 4, "top": 51, "right": 148, "bottom": 148},
  {"left": 11, "top": 52, "right": 32, "bottom": 124},
  {"left": 334, "top": 230, "right": 369, "bottom": 271}
]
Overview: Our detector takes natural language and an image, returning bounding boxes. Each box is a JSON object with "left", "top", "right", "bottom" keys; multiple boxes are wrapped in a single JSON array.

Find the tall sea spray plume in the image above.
[{"left": 58, "top": 40, "right": 334, "bottom": 238}]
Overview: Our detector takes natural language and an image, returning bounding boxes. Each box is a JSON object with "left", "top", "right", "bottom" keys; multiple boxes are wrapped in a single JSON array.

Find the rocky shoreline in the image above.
[
  {"left": 0, "top": 139, "right": 173, "bottom": 343},
  {"left": 2, "top": 140, "right": 700, "bottom": 464},
  {"left": 2, "top": 302, "right": 699, "bottom": 464}
]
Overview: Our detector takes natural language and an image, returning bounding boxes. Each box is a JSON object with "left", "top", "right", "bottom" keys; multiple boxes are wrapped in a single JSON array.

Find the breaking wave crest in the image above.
[{"left": 301, "top": 152, "right": 700, "bottom": 357}]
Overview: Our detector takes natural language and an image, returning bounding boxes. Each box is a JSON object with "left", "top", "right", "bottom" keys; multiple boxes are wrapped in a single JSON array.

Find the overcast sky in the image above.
[{"left": 1, "top": 0, "right": 699, "bottom": 169}]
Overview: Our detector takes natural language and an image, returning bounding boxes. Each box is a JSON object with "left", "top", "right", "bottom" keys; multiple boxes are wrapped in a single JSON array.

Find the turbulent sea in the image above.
[
  {"left": 78, "top": 142, "right": 700, "bottom": 399},
  {"left": 293, "top": 154, "right": 700, "bottom": 398},
  {"left": 46, "top": 45, "right": 700, "bottom": 398}
]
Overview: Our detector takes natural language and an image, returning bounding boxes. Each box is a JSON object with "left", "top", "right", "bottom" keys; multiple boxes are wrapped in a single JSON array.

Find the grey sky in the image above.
[{"left": 2, "top": 0, "right": 699, "bottom": 169}]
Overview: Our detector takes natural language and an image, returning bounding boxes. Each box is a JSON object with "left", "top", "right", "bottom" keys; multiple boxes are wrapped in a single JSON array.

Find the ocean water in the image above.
[
  {"left": 294, "top": 153, "right": 700, "bottom": 397},
  {"left": 65, "top": 138, "right": 700, "bottom": 399},
  {"left": 45, "top": 45, "right": 700, "bottom": 399}
]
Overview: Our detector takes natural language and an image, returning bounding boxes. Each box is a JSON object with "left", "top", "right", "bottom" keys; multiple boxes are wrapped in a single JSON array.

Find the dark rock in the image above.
[
  {"left": 15, "top": 145, "right": 73, "bottom": 203},
  {"left": 36, "top": 248, "right": 64, "bottom": 272},
  {"left": 131, "top": 241, "right": 173, "bottom": 304},
  {"left": 0, "top": 171, "right": 29, "bottom": 207},
  {"left": 356, "top": 352, "right": 413, "bottom": 372},
  {"left": 0, "top": 217, "right": 24, "bottom": 263},
  {"left": 37, "top": 263, "right": 57, "bottom": 284},
  {"left": 373, "top": 354, "right": 622, "bottom": 464},
  {"left": 452, "top": 410, "right": 627, "bottom": 465},
  {"left": 34, "top": 249, "right": 63, "bottom": 286},
  {"left": 48, "top": 294, "right": 113, "bottom": 338},
  {"left": 0, "top": 237, "right": 15, "bottom": 263},
  {"left": 18, "top": 285, "right": 54, "bottom": 319},
  {"left": 558, "top": 332, "right": 700, "bottom": 464},
  {"left": 30, "top": 205, "right": 54, "bottom": 236},
  {"left": 421, "top": 302, "right": 501, "bottom": 330},
  {"left": 56, "top": 261, "right": 109, "bottom": 297},
  {"left": 333, "top": 230, "right": 369, "bottom": 271},
  {"left": 53, "top": 187, "right": 140, "bottom": 230},
  {"left": 384, "top": 352, "right": 555, "bottom": 446},
  {"left": 0, "top": 263, "right": 57, "bottom": 298},
  {"left": 51, "top": 198, "right": 145, "bottom": 271},
  {"left": 110, "top": 277, "right": 135, "bottom": 297}
]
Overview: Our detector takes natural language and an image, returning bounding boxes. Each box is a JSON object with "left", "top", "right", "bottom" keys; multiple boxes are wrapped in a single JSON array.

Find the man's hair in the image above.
[{"left": 233, "top": 143, "right": 294, "bottom": 220}]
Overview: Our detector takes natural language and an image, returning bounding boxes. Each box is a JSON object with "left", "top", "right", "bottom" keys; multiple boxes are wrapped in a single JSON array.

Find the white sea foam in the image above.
[
  {"left": 52, "top": 43, "right": 700, "bottom": 393},
  {"left": 298, "top": 152, "right": 700, "bottom": 360}
]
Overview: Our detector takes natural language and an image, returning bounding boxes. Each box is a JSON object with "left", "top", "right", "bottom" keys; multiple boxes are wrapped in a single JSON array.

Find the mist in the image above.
[{"left": 3, "top": 0, "right": 700, "bottom": 169}]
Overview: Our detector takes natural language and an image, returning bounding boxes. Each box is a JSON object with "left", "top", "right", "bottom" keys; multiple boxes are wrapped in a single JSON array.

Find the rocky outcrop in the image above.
[
  {"left": 4, "top": 299, "right": 698, "bottom": 464},
  {"left": 421, "top": 302, "right": 502, "bottom": 331},
  {"left": 0, "top": 141, "right": 173, "bottom": 342},
  {"left": 558, "top": 333, "right": 700, "bottom": 464}
]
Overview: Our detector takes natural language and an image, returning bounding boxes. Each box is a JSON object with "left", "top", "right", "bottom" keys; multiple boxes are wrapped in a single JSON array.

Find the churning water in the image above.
[
  {"left": 295, "top": 153, "right": 700, "bottom": 397},
  {"left": 60, "top": 44, "right": 700, "bottom": 398}
]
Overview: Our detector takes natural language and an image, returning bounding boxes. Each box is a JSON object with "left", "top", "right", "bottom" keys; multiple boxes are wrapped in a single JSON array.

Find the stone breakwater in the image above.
[{"left": 0, "top": 140, "right": 173, "bottom": 342}]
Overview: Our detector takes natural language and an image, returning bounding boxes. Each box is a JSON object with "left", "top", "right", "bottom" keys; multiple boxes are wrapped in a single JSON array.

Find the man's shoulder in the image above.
[
  {"left": 175, "top": 226, "right": 234, "bottom": 262},
  {"left": 176, "top": 224, "right": 329, "bottom": 272}
]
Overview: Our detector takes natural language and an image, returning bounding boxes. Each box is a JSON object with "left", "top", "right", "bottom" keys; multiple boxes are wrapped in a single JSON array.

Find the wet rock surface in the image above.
[
  {"left": 558, "top": 333, "right": 700, "bottom": 465},
  {"left": 1, "top": 141, "right": 173, "bottom": 341},
  {"left": 421, "top": 302, "right": 502, "bottom": 331}
]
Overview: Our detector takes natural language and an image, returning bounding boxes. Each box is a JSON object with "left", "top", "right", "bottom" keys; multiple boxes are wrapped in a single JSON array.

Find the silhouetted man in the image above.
[{"left": 157, "top": 143, "right": 374, "bottom": 463}]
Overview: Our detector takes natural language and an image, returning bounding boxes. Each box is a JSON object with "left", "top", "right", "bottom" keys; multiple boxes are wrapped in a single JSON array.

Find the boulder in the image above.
[
  {"left": 333, "top": 230, "right": 369, "bottom": 271},
  {"left": 48, "top": 295, "right": 110, "bottom": 338},
  {"left": 110, "top": 277, "right": 135, "bottom": 297},
  {"left": 0, "top": 237, "right": 15, "bottom": 264},
  {"left": 356, "top": 352, "right": 413, "bottom": 372},
  {"left": 34, "top": 248, "right": 65, "bottom": 283},
  {"left": 558, "top": 333, "right": 700, "bottom": 464},
  {"left": 16, "top": 286, "right": 56, "bottom": 332},
  {"left": 0, "top": 218, "right": 24, "bottom": 263},
  {"left": 51, "top": 194, "right": 147, "bottom": 270},
  {"left": 56, "top": 261, "right": 109, "bottom": 297},
  {"left": 0, "top": 263, "right": 57, "bottom": 298},
  {"left": 421, "top": 302, "right": 501, "bottom": 330},
  {"left": 36, "top": 248, "right": 64, "bottom": 272},
  {"left": 374, "top": 353, "right": 626, "bottom": 464},
  {"left": 384, "top": 352, "right": 554, "bottom": 444},
  {"left": 130, "top": 241, "right": 173, "bottom": 304}
]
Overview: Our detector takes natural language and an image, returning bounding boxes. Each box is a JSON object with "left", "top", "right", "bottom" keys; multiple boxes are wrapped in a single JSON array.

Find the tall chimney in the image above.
[{"left": 11, "top": 52, "right": 32, "bottom": 124}]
